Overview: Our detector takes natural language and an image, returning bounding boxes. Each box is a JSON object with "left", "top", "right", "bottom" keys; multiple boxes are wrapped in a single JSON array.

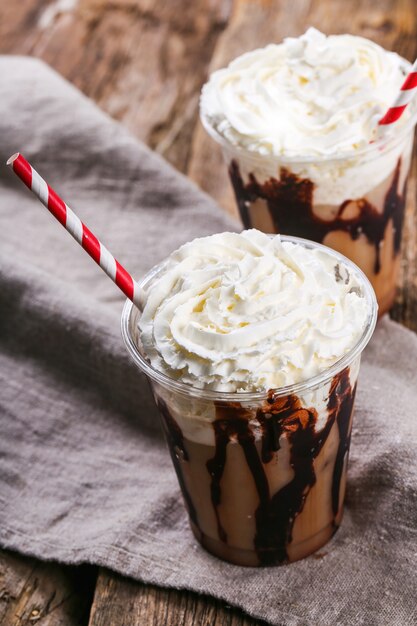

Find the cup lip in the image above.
[
  {"left": 200, "top": 91, "right": 417, "bottom": 167},
  {"left": 121, "top": 234, "right": 378, "bottom": 401}
]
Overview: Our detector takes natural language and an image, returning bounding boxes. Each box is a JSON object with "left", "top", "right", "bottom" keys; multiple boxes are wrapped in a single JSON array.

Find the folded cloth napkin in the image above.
[{"left": 0, "top": 56, "right": 416, "bottom": 626}]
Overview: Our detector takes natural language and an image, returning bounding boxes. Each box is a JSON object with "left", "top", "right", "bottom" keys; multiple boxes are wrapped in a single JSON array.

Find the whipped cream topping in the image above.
[
  {"left": 139, "top": 230, "right": 369, "bottom": 392},
  {"left": 201, "top": 28, "right": 410, "bottom": 157}
]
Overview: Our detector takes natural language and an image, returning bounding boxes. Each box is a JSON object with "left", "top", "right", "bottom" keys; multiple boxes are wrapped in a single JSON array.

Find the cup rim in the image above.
[
  {"left": 200, "top": 89, "right": 417, "bottom": 167},
  {"left": 121, "top": 234, "right": 378, "bottom": 401}
]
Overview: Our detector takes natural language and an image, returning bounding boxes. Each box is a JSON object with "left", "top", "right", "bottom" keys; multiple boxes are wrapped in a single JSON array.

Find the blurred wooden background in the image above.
[{"left": 0, "top": 1, "right": 416, "bottom": 624}]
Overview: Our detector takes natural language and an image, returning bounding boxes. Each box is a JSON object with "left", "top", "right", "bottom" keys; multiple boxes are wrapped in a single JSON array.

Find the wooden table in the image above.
[{"left": 1, "top": 1, "right": 416, "bottom": 624}]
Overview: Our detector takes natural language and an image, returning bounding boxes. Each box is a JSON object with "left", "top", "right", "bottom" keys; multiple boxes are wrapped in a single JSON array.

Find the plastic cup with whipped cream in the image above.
[
  {"left": 200, "top": 28, "right": 417, "bottom": 316},
  {"left": 122, "top": 229, "right": 377, "bottom": 566}
]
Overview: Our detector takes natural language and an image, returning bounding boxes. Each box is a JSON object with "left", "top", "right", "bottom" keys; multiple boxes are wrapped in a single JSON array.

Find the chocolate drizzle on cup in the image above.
[
  {"left": 158, "top": 367, "right": 356, "bottom": 566},
  {"left": 157, "top": 397, "right": 199, "bottom": 530},
  {"left": 229, "top": 158, "right": 406, "bottom": 276}
]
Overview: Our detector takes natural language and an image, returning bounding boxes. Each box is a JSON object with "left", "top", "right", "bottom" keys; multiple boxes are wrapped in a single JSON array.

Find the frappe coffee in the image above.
[
  {"left": 122, "top": 230, "right": 377, "bottom": 565},
  {"left": 200, "top": 28, "right": 417, "bottom": 315}
]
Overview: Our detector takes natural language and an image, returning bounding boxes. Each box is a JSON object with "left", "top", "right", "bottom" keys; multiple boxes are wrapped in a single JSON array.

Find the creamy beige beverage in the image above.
[
  {"left": 200, "top": 28, "right": 417, "bottom": 315},
  {"left": 122, "top": 230, "right": 377, "bottom": 566}
]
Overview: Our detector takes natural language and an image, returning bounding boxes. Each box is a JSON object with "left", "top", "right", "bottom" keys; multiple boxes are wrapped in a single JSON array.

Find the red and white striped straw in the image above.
[
  {"left": 7, "top": 153, "right": 142, "bottom": 308},
  {"left": 378, "top": 58, "right": 417, "bottom": 128}
]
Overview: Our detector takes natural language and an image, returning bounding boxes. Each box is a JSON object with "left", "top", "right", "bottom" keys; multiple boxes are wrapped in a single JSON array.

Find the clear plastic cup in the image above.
[
  {"left": 201, "top": 101, "right": 417, "bottom": 317},
  {"left": 121, "top": 236, "right": 377, "bottom": 566}
]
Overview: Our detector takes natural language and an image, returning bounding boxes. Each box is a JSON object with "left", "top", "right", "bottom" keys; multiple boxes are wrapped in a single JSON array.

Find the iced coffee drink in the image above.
[
  {"left": 122, "top": 230, "right": 377, "bottom": 565},
  {"left": 200, "top": 28, "right": 417, "bottom": 315}
]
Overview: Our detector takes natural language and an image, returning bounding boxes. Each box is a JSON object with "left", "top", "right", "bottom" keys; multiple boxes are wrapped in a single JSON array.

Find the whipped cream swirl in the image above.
[
  {"left": 139, "top": 230, "right": 369, "bottom": 392},
  {"left": 201, "top": 28, "right": 410, "bottom": 157}
]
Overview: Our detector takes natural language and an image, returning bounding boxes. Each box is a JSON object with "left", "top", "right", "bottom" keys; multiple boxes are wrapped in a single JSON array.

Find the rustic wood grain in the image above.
[
  {"left": 391, "top": 169, "right": 417, "bottom": 331},
  {"left": 88, "top": 569, "right": 267, "bottom": 626},
  {"left": 0, "top": 0, "right": 232, "bottom": 173},
  {"left": 0, "top": 550, "right": 96, "bottom": 626}
]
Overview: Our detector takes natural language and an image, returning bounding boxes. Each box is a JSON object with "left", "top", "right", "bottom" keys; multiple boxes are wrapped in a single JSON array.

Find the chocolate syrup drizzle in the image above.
[
  {"left": 156, "top": 398, "right": 199, "bottom": 528},
  {"left": 211, "top": 368, "right": 355, "bottom": 565},
  {"left": 207, "top": 403, "right": 269, "bottom": 545},
  {"left": 229, "top": 158, "right": 406, "bottom": 274},
  {"left": 254, "top": 395, "right": 329, "bottom": 563},
  {"left": 159, "top": 368, "right": 356, "bottom": 565},
  {"left": 328, "top": 372, "right": 357, "bottom": 518}
]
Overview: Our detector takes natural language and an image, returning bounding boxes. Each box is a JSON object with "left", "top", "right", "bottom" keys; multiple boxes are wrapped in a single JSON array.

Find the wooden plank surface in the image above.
[
  {"left": 392, "top": 156, "right": 417, "bottom": 330},
  {"left": 0, "top": 0, "right": 232, "bottom": 173},
  {"left": 88, "top": 569, "right": 266, "bottom": 626},
  {"left": 1, "top": 0, "right": 416, "bottom": 625},
  {"left": 0, "top": 550, "right": 95, "bottom": 626}
]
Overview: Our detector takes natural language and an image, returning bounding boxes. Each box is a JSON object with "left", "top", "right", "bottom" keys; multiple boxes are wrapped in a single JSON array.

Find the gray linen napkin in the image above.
[{"left": 0, "top": 56, "right": 416, "bottom": 626}]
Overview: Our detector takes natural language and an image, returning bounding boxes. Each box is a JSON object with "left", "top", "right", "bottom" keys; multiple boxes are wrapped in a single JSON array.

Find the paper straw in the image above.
[
  {"left": 378, "top": 59, "right": 417, "bottom": 128},
  {"left": 7, "top": 153, "right": 142, "bottom": 308}
]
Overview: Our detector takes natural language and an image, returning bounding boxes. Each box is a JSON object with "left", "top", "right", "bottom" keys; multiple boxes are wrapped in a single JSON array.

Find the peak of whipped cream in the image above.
[
  {"left": 200, "top": 28, "right": 410, "bottom": 157},
  {"left": 139, "top": 230, "right": 369, "bottom": 392}
]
